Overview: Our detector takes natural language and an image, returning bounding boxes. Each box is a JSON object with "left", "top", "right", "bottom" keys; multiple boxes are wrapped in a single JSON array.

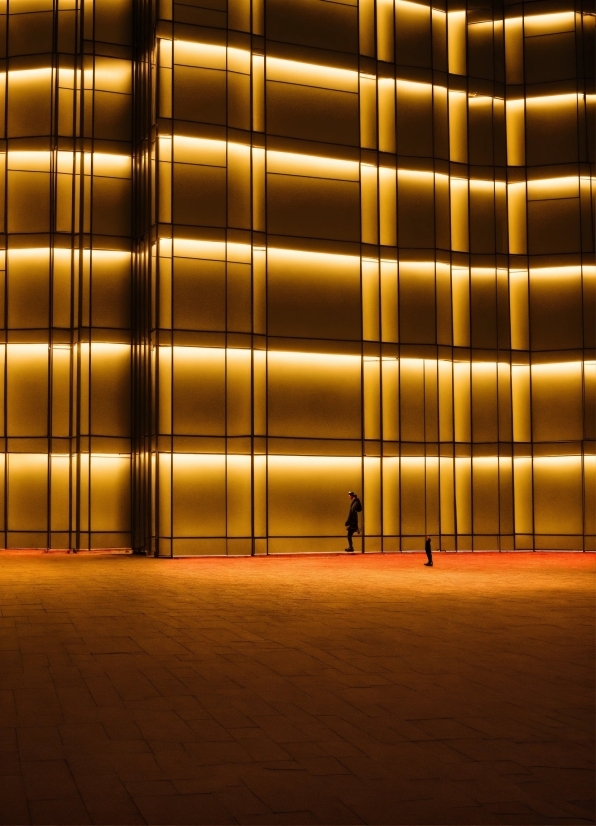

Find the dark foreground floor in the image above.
[{"left": 0, "top": 552, "right": 593, "bottom": 826}]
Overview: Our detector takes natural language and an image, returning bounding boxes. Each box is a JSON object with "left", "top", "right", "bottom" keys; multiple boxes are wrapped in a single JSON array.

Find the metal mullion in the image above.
[
  {"left": 47, "top": 1, "right": 59, "bottom": 551},
  {"left": 581, "top": 356, "right": 586, "bottom": 550},
  {"left": 397, "top": 267, "right": 402, "bottom": 551},
  {"left": 495, "top": 355, "right": 502, "bottom": 551},
  {"left": 169, "top": 281, "right": 173, "bottom": 559},
  {"left": 151, "top": 31, "right": 162, "bottom": 554},
  {"left": 450, "top": 336, "right": 458, "bottom": 548},
  {"left": 261, "top": 3, "right": 269, "bottom": 556},
  {"left": 249, "top": 22, "right": 256, "bottom": 556},
  {"left": 168, "top": 47, "right": 173, "bottom": 557},
  {"left": 575, "top": 13, "right": 587, "bottom": 551},
  {"left": 422, "top": 360, "right": 427, "bottom": 542},
  {"left": 462, "top": 22, "right": 474, "bottom": 548},
  {"left": 357, "top": 2, "right": 369, "bottom": 554},
  {"left": 85, "top": 3, "right": 96, "bottom": 552},
  {"left": 224, "top": 34, "right": 229, "bottom": 555},
  {"left": 375, "top": 75, "right": 385, "bottom": 553},
  {"left": 68, "top": 0, "right": 80, "bottom": 552},
  {"left": 74, "top": 0, "right": 85, "bottom": 552},
  {"left": 519, "top": 11, "right": 536, "bottom": 551},
  {"left": 2, "top": 1, "right": 7, "bottom": 551},
  {"left": 443, "top": 10, "right": 457, "bottom": 551}
]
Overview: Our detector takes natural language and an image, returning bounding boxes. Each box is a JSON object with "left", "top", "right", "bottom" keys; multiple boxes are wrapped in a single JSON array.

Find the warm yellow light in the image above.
[
  {"left": 268, "top": 455, "right": 361, "bottom": 466},
  {"left": 268, "top": 246, "right": 359, "bottom": 268},
  {"left": 88, "top": 250, "right": 132, "bottom": 264},
  {"left": 529, "top": 265, "right": 582, "bottom": 278},
  {"left": 396, "top": 78, "right": 431, "bottom": 95},
  {"left": 7, "top": 453, "right": 48, "bottom": 471},
  {"left": 91, "top": 455, "right": 132, "bottom": 466},
  {"left": 89, "top": 343, "right": 131, "bottom": 356},
  {"left": 2, "top": 0, "right": 54, "bottom": 10},
  {"left": 228, "top": 47, "right": 250, "bottom": 74},
  {"left": 533, "top": 455, "right": 582, "bottom": 467},
  {"left": 90, "top": 60, "right": 132, "bottom": 94},
  {"left": 267, "top": 150, "right": 359, "bottom": 181},
  {"left": 173, "top": 40, "right": 227, "bottom": 70},
  {"left": 468, "top": 94, "right": 493, "bottom": 106},
  {"left": 171, "top": 454, "right": 226, "bottom": 467},
  {"left": 7, "top": 151, "right": 51, "bottom": 172},
  {"left": 6, "top": 67, "right": 52, "bottom": 82},
  {"left": 171, "top": 238, "right": 253, "bottom": 262},
  {"left": 396, "top": 0, "right": 438, "bottom": 13},
  {"left": 525, "top": 93, "right": 582, "bottom": 108},
  {"left": 172, "top": 136, "right": 227, "bottom": 166},
  {"left": 171, "top": 345, "right": 223, "bottom": 360},
  {"left": 56, "top": 151, "right": 80, "bottom": 174},
  {"left": 267, "top": 56, "right": 357, "bottom": 93},
  {"left": 5, "top": 149, "right": 130, "bottom": 176},
  {"left": 172, "top": 239, "right": 226, "bottom": 261},
  {"left": 58, "top": 66, "right": 82, "bottom": 89},
  {"left": 447, "top": 11, "right": 467, "bottom": 75},
  {"left": 6, "top": 343, "right": 49, "bottom": 357},
  {"left": 227, "top": 243, "right": 252, "bottom": 263},
  {"left": 472, "top": 457, "right": 499, "bottom": 467},
  {"left": 469, "top": 179, "right": 495, "bottom": 192},
  {"left": 87, "top": 153, "right": 131, "bottom": 178},
  {"left": 7, "top": 248, "right": 50, "bottom": 262},
  {"left": 397, "top": 168, "right": 435, "bottom": 183},
  {"left": 527, "top": 176, "right": 579, "bottom": 199},
  {"left": 530, "top": 361, "right": 583, "bottom": 375},
  {"left": 169, "top": 237, "right": 591, "bottom": 281},
  {"left": 152, "top": 451, "right": 594, "bottom": 467},
  {"left": 155, "top": 342, "right": 588, "bottom": 374},
  {"left": 268, "top": 351, "right": 360, "bottom": 367},
  {"left": 523, "top": 11, "right": 575, "bottom": 35}
]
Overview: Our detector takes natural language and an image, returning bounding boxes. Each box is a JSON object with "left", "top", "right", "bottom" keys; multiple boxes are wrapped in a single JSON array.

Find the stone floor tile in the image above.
[
  {"left": 133, "top": 792, "right": 236, "bottom": 824},
  {"left": 0, "top": 552, "right": 593, "bottom": 825},
  {"left": 299, "top": 756, "right": 352, "bottom": 775},
  {"left": 236, "top": 734, "right": 293, "bottom": 762},
  {"left": 0, "top": 773, "right": 30, "bottom": 825},
  {"left": 28, "top": 798, "right": 91, "bottom": 825},
  {"left": 240, "top": 812, "right": 319, "bottom": 825},
  {"left": 214, "top": 785, "right": 272, "bottom": 818},
  {"left": 21, "top": 759, "right": 80, "bottom": 801}
]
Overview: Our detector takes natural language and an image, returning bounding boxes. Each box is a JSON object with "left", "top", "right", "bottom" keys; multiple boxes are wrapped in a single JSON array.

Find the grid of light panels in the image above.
[{"left": 3, "top": 0, "right": 594, "bottom": 552}]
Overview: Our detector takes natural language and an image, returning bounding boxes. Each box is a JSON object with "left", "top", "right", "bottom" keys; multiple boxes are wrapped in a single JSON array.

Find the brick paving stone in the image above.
[
  {"left": 0, "top": 773, "right": 29, "bottom": 825},
  {"left": 0, "top": 551, "right": 593, "bottom": 824},
  {"left": 133, "top": 792, "right": 236, "bottom": 824},
  {"left": 28, "top": 798, "right": 91, "bottom": 826}
]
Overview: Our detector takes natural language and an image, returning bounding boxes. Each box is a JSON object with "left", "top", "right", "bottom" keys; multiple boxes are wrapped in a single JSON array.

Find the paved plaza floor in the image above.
[{"left": 0, "top": 551, "right": 593, "bottom": 826}]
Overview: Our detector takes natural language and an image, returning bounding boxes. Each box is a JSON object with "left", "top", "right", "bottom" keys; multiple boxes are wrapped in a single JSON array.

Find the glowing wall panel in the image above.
[
  {"left": 4, "top": 0, "right": 592, "bottom": 553},
  {"left": 0, "top": 0, "right": 134, "bottom": 551}
]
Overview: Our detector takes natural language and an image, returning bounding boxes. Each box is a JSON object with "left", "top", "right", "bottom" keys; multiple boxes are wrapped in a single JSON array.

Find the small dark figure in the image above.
[
  {"left": 345, "top": 491, "right": 362, "bottom": 552},
  {"left": 424, "top": 535, "right": 433, "bottom": 566}
]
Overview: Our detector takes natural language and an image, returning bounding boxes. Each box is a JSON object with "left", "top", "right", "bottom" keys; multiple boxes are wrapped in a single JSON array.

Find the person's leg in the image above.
[
  {"left": 425, "top": 547, "right": 433, "bottom": 565},
  {"left": 346, "top": 528, "right": 355, "bottom": 551}
]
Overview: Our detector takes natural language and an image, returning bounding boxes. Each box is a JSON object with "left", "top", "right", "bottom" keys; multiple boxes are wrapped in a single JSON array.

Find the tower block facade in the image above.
[{"left": 2, "top": 0, "right": 594, "bottom": 554}]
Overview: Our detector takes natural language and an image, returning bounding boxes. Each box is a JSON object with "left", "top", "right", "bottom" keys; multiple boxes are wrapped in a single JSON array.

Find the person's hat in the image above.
[{"left": 348, "top": 491, "right": 356, "bottom": 496}]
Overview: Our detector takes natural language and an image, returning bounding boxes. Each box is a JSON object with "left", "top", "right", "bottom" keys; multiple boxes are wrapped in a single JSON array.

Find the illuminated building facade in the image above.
[{"left": 3, "top": 0, "right": 594, "bottom": 553}]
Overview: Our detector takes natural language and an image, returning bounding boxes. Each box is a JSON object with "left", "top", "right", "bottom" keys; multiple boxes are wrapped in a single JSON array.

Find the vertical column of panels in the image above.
[
  {"left": 150, "top": 1, "right": 594, "bottom": 554},
  {"left": 0, "top": 0, "right": 134, "bottom": 549}
]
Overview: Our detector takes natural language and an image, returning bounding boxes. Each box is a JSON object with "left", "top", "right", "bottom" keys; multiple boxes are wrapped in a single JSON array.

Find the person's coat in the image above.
[{"left": 345, "top": 497, "right": 362, "bottom": 530}]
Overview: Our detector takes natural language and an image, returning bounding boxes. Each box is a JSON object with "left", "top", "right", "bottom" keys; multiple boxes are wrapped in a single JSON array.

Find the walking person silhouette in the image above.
[
  {"left": 424, "top": 535, "right": 433, "bottom": 566},
  {"left": 344, "top": 491, "right": 362, "bottom": 553}
]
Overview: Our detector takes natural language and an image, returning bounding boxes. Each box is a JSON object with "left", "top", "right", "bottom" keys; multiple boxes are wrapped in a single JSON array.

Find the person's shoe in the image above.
[
  {"left": 424, "top": 562, "right": 433, "bottom": 566},
  {"left": 345, "top": 548, "right": 354, "bottom": 552}
]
